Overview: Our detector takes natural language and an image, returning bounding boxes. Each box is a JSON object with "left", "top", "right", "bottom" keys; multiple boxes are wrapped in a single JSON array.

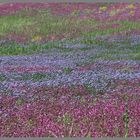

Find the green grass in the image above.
[
  {"left": 0, "top": 74, "right": 7, "bottom": 81},
  {"left": 86, "top": 47, "right": 134, "bottom": 62},
  {"left": 82, "top": 21, "right": 140, "bottom": 38},
  {"left": 3, "top": 73, "right": 55, "bottom": 81},
  {"left": 132, "top": 52, "right": 140, "bottom": 60},
  {"left": 80, "top": 32, "right": 140, "bottom": 61},
  {"left": 79, "top": 47, "right": 95, "bottom": 51},
  {"left": 1, "top": 9, "right": 140, "bottom": 42},
  {"left": 0, "top": 15, "right": 34, "bottom": 36},
  {"left": 84, "top": 84, "right": 97, "bottom": 96},
  {"left": 31, "top": 73, "right": 46, "bottom": 81},
  {"left": 30, "top": 12, "right": 99, "bottom": 38},
  {"left": 1, "top": 9, "right": 140, "bottom": 61},
  {"left": 63, "top": 67, "right": 73, "bottom": 74},
  {"left": 0, "top": 41, "right": 60, "bottom": 55},
  {"left": 80, "top": 39, "right": 117, "bottom": 49},
  {"left": 0, "top": 9, "right": 99, "bottom": 40},
  {"left": 0, "top": 40, "right": 92, "bottom": 55},
  {"left": 84, "top": 84, "right": 105, "bottom": 96},
  {"left": 1, "top": 38, "right": 139, "bottom": 61},
  {"left": 16, "top": 98, "right": 25, "bottom": 106},
  {"left": 21, "top": 73, "right": 46, "bottom": 81}
]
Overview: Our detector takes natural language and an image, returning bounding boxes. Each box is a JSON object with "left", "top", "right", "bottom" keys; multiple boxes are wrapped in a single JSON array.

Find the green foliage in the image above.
[
  {"left": 0, "top": 9, "right": 99, "bottom": 41},
  {"left": 63, "top": 113, "right": 72, "bottom": 125},
  {"left": 123, "top": 109, "right": 129, "bottom": 138},
  {"left": 84, "top": 84, "right": 97, "bottom": 96},
  {"left": 0, "top": 15, "right": 33, "bottom": 36},
  {"left": 16, "top": 98, "right": 25, "bottom": 106},
  {"left": 32, "top": 73, "right": 46, "bottom": 81},
  {"left": 0, "top": 74, "right": 7, "bottom": 81},
  {"left": 0, "top": 41, "right": 61, "bottom": 55},
  {"left": 21, "top": 73, "right": 46, "bottom": 81},
  {"left": 63, "top": 67, "right": 73, "bottom": 74},
  {"left": 83, "top": 21, "right": 140, "bottom": 38}
]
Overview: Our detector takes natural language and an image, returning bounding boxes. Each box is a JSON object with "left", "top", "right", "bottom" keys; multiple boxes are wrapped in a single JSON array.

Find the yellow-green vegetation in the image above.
[
  {"left": 83, "top": 21, "right": 140, "bottom": 38},
  {"left": 0, "top": 15, "right": 34, "bottom": 36},
  {"left": 0, "top": 9, "right": 99, "bottom": 40}
]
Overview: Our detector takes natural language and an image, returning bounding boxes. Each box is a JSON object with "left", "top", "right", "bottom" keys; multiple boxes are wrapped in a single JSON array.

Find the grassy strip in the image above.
[
  {"left": 0, "top": 41, "right": 61, "bottom": 55},
  {"left": 0, "top": 15, "right": 34, "bottom": 36},
  {"left": 82, "top": 21, "right": 140, "bottom": 38}
]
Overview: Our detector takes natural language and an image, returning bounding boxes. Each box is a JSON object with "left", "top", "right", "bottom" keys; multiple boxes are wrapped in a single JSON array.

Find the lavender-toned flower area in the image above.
[{"left": 0, "top": 2, "right": 140, "bottom": 137}]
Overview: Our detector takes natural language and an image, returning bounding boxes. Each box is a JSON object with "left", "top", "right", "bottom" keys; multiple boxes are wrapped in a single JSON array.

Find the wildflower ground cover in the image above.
[{"left": 0, "top": 2, "right": 140, "bottom": 137}]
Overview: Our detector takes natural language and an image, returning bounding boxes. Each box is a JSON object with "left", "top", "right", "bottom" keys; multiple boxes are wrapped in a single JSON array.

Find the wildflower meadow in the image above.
[{"left": 0, "top": 2, "right": 140, "bottom": 137}]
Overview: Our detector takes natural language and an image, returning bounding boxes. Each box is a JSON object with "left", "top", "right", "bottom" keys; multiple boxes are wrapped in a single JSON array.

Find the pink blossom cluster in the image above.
[
  {"left": 0, "top": 3, "right": 50, "bottom": 16},
  {"left": 0, "top": 83, "right": 140, "bottom": 137},
  {"left": 1, "top": 3, "right": 140, "bottom": 21}
]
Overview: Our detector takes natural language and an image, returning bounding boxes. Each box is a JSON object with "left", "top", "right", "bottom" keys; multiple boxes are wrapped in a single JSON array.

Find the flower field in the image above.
[{"left": 0, "top": 2, "right": 140, "bottom": 137}]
